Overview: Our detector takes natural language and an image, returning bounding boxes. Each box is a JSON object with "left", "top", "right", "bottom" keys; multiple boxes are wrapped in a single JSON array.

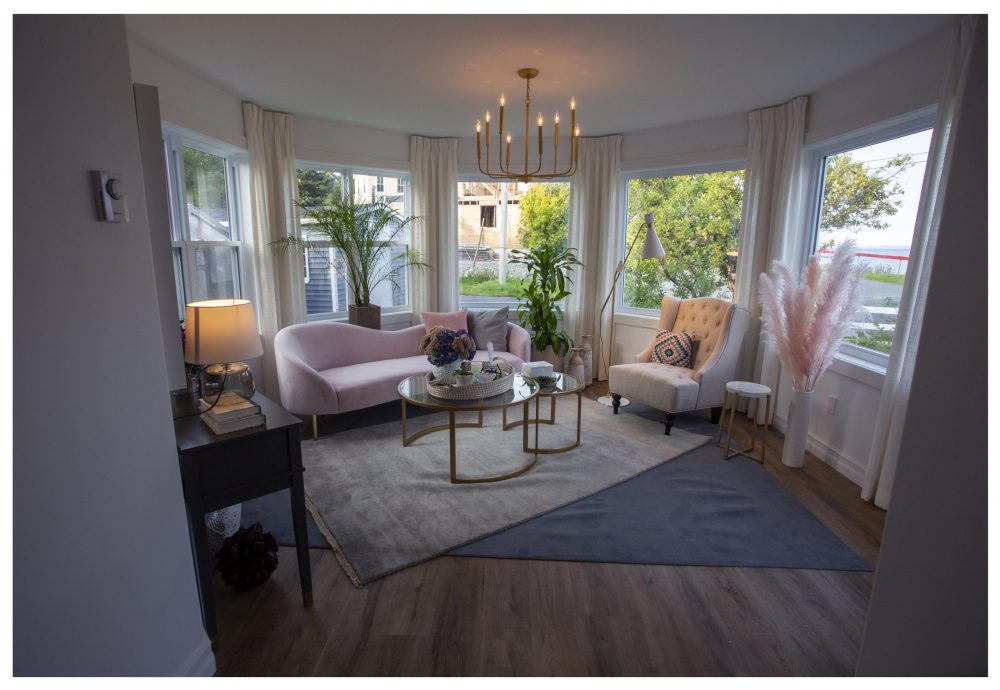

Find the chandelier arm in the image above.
[{"left": 529, "top": 152, "right": 544, "bottom": 176}]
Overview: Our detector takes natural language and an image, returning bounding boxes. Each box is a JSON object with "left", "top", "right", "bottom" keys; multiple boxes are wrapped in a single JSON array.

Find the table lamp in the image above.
[
  {"left": 184, "top": 299, "right": 264, "bottom": 403},
  {"left": 597, "top": 213, "right": 665, "bottom": 407}
]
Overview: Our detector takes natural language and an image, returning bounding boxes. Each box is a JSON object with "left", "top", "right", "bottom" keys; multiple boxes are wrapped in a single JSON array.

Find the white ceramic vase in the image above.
[
  {"left": 781, "top": 389, "right": 813, "bottom": 468},
  {"left": 579, "top": 335, "right": 594, "bottom": 384},
  {"left": 567, "top": 347, "right": 586, "bottom": 384}
]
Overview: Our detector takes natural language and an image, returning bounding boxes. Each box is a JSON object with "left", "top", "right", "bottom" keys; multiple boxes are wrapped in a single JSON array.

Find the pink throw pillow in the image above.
[{"left": 421, "top": 309, "right": 469, "bottom": 334}]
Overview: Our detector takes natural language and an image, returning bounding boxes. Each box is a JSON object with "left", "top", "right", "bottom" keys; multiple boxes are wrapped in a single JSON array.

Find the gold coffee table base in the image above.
[
  {"left": 502, "top": 382, "right": 583, "bottom": 455},
  {"left": 400, "top": 375, "right": 538, "bottom": 484}
]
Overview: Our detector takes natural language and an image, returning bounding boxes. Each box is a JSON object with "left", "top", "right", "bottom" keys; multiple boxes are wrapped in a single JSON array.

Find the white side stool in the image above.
[{"left": 716, "top": 381, "right": 772, "bottom": 464}]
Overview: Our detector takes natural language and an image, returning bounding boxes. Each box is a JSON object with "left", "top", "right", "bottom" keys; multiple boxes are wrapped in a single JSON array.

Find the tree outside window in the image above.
[{"left": 623, "top": 170, "right": 744, "bottom": 309}]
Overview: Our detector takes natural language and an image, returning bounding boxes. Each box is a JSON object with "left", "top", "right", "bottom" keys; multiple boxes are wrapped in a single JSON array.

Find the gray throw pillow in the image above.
[{"left": 467, "top": 307, "right": 509, "bottom": 352}]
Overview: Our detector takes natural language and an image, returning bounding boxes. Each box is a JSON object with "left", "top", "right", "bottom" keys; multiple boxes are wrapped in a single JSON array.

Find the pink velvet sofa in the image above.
[{"left": 274, "top": 321, "right": 531, "bottom": 437}]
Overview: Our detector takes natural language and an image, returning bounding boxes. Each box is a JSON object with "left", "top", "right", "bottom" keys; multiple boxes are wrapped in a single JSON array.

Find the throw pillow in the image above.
[
  {"left": 421, "top": 309, "right": 468, "bottom": 334},
  {"left": 467, "top": 307, "right": 509, "bottom": 351},
  {"left": 651, "top": 330, "right": 695, "bottom": 368}
]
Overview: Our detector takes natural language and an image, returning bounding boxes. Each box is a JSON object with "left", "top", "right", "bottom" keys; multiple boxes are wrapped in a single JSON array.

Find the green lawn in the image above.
[
  {"left": 863, "top": 272, "right": 905, "bottom": 285},
  {"left": 459, "top": 276, "right": 528, "bottom": 298}
]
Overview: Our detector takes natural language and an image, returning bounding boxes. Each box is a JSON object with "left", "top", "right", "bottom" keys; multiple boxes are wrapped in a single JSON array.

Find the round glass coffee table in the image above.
[
  {"left": 398, "top": 373, "right": 540, "bottom": 484},
  {"left": 502, "top": 372, "right": 584, "bottom": 454}
]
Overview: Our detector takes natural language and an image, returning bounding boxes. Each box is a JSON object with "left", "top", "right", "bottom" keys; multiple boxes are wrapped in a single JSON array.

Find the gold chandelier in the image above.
[{"left": 476, "top": 68, "right": 580, "bottom": 182}]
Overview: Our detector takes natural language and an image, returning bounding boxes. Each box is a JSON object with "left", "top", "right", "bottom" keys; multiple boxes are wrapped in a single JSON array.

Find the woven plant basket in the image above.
[{"left": 426, "top": 358, "right": 515, "bottom": 400}]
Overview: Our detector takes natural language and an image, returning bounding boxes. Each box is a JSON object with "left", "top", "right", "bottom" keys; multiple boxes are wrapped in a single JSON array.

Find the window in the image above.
[
  {"left": 480, "top": 204, "right": 496, "bottom": 228},
  {"left": 456, "top": 181, "right": 570, "bottom": 309},
  {"left": 296, "top": 166, "right": 411, "bottom": 320},
  {"left": 164, "top": 132, "right": 246, "bottom": 316},
  {"left": 620, "top": 168, "right": 745, "bottom": 312},
  {"left": 809, "top": 126, "right": 932, "bottom": 362}
]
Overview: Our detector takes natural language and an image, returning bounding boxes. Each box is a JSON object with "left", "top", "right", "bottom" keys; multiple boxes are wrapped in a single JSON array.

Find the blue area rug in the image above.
[{"left": 242, "top": 401, "right": 870, "bottom": 572}]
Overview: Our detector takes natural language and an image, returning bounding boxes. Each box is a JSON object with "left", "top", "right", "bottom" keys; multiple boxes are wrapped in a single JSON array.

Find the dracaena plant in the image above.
[
  {"left": 270, "top": 197, "right": 425, "bottom": 307},
  {"left": 509, "top": 244, "right": 584, "bottom": 357}
]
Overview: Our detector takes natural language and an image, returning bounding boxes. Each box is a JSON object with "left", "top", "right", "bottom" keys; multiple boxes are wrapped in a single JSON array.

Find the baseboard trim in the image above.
[
  {"left": 176, "top": 636, "right": 216, "bottom": 677},
  {"left": 772, "top": 413, "right": 866, "bottom": 487}
]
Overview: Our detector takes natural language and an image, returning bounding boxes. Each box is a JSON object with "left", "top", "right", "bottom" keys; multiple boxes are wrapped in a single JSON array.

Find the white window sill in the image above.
[
  {"left": 614, "top": 311, "right": 660, "bottom": 328},
  {"left": 828, "top": 351, "right": 886, "bottom": 390}
]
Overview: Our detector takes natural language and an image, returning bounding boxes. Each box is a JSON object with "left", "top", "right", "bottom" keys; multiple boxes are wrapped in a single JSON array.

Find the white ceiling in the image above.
[{"left": 126, "top": 14, "right": 951, "bottom": 137}]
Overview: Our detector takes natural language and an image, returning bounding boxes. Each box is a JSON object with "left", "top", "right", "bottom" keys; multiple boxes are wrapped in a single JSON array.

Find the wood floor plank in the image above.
[{"left": 211, "top": 381, "right": 883, "bottom": 676}]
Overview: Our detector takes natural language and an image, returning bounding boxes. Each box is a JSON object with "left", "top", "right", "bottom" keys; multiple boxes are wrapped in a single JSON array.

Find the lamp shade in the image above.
[
  {"left": 184, "top": 299, "right": 263, "bottom": 365},
  {"left": 641, "top": 215, "right": 665, "bottom": 260}
]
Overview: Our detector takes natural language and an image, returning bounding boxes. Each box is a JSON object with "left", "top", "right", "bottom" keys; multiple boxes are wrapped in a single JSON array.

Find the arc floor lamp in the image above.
[{"left": 597, "top": 213, "right": 665, "bottom": 407}]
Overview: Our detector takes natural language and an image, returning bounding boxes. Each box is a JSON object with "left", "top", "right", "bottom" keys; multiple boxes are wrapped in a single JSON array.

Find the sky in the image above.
[{"left": 821, "top": 128, "right": 933, "bottom": 251}]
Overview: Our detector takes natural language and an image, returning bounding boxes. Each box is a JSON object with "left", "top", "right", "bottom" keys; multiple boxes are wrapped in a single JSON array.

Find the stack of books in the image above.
[{"left": 199, "top": 392, "right": 266, "bottom": 434}]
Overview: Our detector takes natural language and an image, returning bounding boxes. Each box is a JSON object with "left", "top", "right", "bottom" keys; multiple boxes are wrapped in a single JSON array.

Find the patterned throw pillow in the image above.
[{"left": 651, "top": 330, "right": 695, "bottom": 368}]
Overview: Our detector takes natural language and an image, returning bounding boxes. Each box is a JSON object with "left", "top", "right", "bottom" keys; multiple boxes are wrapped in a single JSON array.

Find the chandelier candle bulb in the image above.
[
  {"left": 499, "top": 94, "right": 504, "bottom": 139},
  {"left": 537, "top": 114, "right": 543, "bottom": 155},
  {"left": 554, "top": 112, "right": 560, "bottom": 144},
  {"left": 485, "top": 111, "right": 491, "bottom": 147},
  {"left": 506, "top": 134, "right": 511, "bottom": 170},
  {"left": 476, "top": 120, "right": 481, "bottom": 159}
]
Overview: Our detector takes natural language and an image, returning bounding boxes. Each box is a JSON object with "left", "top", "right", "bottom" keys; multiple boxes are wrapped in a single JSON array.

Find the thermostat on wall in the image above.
[{"left": 91, "top": 170, "right": 129, "bottom": 223}]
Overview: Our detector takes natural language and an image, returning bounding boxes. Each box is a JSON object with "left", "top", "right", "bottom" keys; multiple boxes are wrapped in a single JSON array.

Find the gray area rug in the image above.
[
  {"left": 299, "top": 397, "right": 710, "bottom": 585},
  {"left": 449, "top": 441, "right": 871, "bottom": 571}
]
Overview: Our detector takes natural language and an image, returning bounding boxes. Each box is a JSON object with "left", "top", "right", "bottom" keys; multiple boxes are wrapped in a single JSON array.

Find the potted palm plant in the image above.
[
  {"left": 271, "top": 198, "right": 425, "bottom": 329},
  {"left": 509, "top": 244, "right": 583, "bottom": 371}
]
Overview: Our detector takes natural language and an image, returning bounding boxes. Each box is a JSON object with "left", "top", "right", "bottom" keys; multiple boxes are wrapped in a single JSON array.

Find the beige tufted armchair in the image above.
[{"left": 608, "top": 296, "right": 750, "bottom": 434}]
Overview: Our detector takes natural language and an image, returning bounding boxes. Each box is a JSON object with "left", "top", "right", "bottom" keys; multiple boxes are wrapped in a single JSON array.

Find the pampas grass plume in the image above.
[{"left": 758, "top": 241, "right": 863, "bottom": 392}]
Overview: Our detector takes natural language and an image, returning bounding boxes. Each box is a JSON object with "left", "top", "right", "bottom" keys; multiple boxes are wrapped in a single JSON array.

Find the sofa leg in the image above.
[
  {"left": 312, "top": 415, "right": 318, "bottom": 441},
  {"left": 664, "top": 412, "right": 675, "bottom": 435},
  {"left": 612, "top": 393, "right": 621, "bottom": 414},
  {"left": 710, "top": 406, "right": 723, "bottom": 424}
]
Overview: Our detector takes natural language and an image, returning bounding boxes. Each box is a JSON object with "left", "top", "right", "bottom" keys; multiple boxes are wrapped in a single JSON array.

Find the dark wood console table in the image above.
[{"left": 172, "top": 390, "right": 312, "bottom": 644}]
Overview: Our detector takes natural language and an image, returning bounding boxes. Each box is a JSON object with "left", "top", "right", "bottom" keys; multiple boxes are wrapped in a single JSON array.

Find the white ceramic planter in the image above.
[
  {"left": 532, "top": 344, "right": 565, "bottom": 373},
  {"left": 781, "top": 389, "right": 813, "bottom": 468}
]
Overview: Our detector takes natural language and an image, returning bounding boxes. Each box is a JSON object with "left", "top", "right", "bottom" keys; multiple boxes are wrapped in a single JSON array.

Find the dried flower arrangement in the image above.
[{"left": 758, "top": 241, "right": 864, "bottom": 393}]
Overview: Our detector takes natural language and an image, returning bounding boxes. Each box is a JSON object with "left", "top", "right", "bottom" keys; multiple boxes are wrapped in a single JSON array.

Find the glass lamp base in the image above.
[{"left": 200, "top": 362, "right": 256, "bottom": 402}]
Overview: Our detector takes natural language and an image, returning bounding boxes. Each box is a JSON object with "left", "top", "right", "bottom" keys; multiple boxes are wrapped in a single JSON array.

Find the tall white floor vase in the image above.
[{"left": 782, "top": 390, "right": 812, "bottom": 468}]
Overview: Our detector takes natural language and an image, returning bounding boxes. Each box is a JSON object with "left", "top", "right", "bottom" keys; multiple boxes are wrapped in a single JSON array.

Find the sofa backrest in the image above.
[
  {"left": 275, "top": 322, "right": 425, "bottom": 372},
  {"left": 661, "top": 296, "right": 736, "bottom": 372}
]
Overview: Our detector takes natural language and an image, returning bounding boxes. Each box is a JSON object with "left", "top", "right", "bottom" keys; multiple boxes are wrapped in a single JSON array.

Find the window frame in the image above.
[
  {"left": 617, "top": 160, "right": 747, "bottom": 318},
  {"left": 802, "top": 107, "right": 936, "bottom": 369},
  {"left": 163, "top": 126, "right": 251, "bottom": 319},
  {"left": 295, "top": 162, "right": 413, "bottom": 322}
]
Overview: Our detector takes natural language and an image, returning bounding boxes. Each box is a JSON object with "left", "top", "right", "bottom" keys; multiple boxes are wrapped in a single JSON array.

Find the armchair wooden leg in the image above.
[
  {"left": 612, "top": 394, "right": 621, "bottom": 414},
  {"left": 710, "top": 406, "right": 723, "bottom": 424},
  {"left": 664, "top": 412, "right": 675, "bottom": 435},
  {"left": 312, "top": 415, "right": 318, "bottom": 441}
]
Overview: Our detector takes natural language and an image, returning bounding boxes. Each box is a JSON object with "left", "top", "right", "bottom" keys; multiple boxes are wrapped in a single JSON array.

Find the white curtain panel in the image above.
[
  {"left": 242, "top": 102, "right": 306, "bottom": 398},
  {"left": 733, "top": 96, "right": 809, "bottom": 421},
  {"left": 862, "top": 17, "right": 979, "bottom": 509},
  {"left": 409, "top": 136, "right": 458, "bottom": 316},
  {"left": 565, "top": 135, "right": 622, "bottom": 381}
]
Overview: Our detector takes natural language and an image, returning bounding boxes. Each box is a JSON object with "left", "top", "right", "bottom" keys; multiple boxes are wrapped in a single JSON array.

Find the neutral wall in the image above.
[
  {"left": 127, "top": 23, "right": 951, "bottom": 486},
  {"left": 856, "top": 18, "right": 987, "bottom": 675},
  {"left": 14, "top": 16, "right": 212, "bottom": 676},
  {"left": 858, "top": 16, "right": 989, "bottom": 676}
]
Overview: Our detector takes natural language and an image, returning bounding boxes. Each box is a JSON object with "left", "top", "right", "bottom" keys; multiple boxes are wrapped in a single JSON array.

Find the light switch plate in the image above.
[{"left": 91, "top": 170, "right": 129, "bottom": 223}]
